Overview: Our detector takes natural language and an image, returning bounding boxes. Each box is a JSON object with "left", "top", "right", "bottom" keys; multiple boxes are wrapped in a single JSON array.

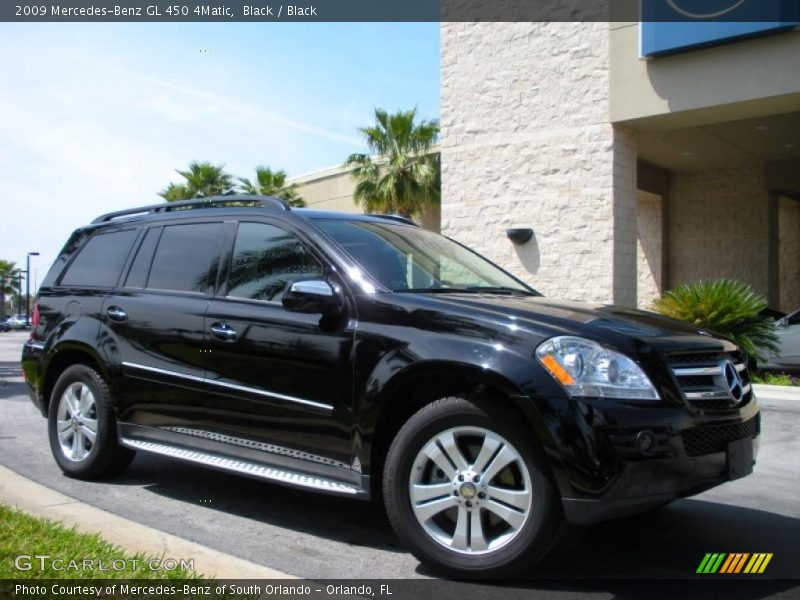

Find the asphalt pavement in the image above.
[{"left": 2, "top": 331, "right": 799, "bottom": 592}]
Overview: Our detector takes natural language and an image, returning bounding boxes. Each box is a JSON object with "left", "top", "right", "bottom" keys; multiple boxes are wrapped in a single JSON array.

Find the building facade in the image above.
[
  {"left": 441, "top": 21, "right": 800, "bottom": 311},
  {"left": 295, "top": 20, "right": 799, "bottom": 312}
]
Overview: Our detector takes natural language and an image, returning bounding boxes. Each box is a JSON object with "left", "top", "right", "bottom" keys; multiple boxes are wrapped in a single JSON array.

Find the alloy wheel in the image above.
[
  {"left": 56, "top": 382, "right": 98, "bottom": 462},
  {"left": 408, "top": 426, "right": 533, "bottom": 555}
]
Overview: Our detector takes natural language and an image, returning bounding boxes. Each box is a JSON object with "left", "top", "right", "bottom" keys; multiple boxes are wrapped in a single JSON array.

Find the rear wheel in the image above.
[
  {"left": 383, "top": 397, "right": 562, "bottom": 577},
  {"left": 48, "top": 364, "right": 135, "bottom": 479}
]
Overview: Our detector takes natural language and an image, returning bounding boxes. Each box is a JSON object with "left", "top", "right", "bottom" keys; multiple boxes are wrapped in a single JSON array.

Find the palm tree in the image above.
[
  {"left": 238, "top": 167, "right": 306, "bottom": 207},
  {"left": 345, "top": 108, "right": 440, "bottom": 218},
  {"left": 653, "top": 279, "right": 779, "bottom": 362},
  {"left": 0, "top": 260, "right": 20, "bottom": 320},
  {"left": 159, "top": 161, "right": 235, "bottom": 202}
]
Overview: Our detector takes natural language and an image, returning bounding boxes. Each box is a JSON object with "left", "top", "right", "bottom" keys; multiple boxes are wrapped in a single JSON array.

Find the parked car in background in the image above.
[
  {"left": 759, "top": 309, "right": 800, "bottom": 372},
  {"left": 7, "top": 315, "right": 30, "bottom": 330},
  {"left": 0, "top": 318, "right": 11, "bottom": 332}
]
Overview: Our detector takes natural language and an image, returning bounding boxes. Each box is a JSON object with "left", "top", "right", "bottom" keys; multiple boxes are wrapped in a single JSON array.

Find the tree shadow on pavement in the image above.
[
  {"left": 111, "top": 450, "right": 800, "bottom": 588},
  {"left": 414, "top": 499, "right": 800, "bottom": 597},
  {"left": 117, "top": 452, "right": 403, "bottom": 553},
  {"left": 0, "top": 360, "right": 27, "bottom": 401}
]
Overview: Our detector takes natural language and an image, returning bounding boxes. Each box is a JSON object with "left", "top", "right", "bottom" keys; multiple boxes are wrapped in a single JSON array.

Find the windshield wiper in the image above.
[
  {"left": 394, "top": 286, "right": 536, "bottom": 296},
  {"left": 464, "top": 286, "right": 537, "bottom": 296}
]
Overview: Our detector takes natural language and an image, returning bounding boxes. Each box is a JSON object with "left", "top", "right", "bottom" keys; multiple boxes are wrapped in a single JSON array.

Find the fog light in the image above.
[{"left": 637, "top": 430, "right": 656, "bottom": 456}]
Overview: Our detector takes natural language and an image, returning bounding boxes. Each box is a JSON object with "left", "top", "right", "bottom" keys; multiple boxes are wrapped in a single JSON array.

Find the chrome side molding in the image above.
[
  {"left": 119, "top": 438, "right": 360, "bottom": 496},
  {"left": 121, "top": 361, "right": 333, "bottom": 411}
]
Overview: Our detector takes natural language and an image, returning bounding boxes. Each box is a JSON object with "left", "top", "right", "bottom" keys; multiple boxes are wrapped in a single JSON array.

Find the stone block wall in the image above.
[
  {"left": 668, "top": 165, "right": 771, "bottom": 298},
  {"left": 440, "top": 22, "right": 638, "bottom": 305}
]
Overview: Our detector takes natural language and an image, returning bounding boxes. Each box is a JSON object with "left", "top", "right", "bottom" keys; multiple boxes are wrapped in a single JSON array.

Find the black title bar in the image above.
[{"left": 3, "top": 0, "right": 800, "bottom": 22}]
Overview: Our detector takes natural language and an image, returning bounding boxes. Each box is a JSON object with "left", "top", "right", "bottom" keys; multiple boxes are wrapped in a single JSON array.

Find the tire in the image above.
[
  {"left": 47, "top": 364, "right": 135, "bottom": 479},
  {"left": 383, "top": 397, "right": 562, "bottom": 577}
]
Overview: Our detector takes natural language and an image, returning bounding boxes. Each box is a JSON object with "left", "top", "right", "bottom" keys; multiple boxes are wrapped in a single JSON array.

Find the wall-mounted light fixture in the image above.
[{"left": 506, "top": 228, "right": 533, "bottom": 245}]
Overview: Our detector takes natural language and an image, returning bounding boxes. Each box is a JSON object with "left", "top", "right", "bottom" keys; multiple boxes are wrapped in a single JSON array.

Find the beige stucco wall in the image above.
[
  {"left": 291, "top": 166, "right": 362, "bottom": 214},
  {"left": 290, "top": 162, "right": 442, "bottom": 232},
  {"left": 779, "top": 196, "right": 800, "bottom": 312},
  {"left": 637, "top": 190, "right": 663, "bottom": 309},
  {"left": 610, "top": 24, "right": 800, "bottom": 128},
  {"left": 440, "top": 22, "right": 639, "bottom": 306},
  {"left": 667, "top": 165, "right": 771, "bottom": 297}
]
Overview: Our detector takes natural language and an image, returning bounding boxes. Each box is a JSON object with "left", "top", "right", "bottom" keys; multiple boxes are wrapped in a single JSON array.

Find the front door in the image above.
[{"left": 203, "top": 220, "right": 356, "bottom": 476}]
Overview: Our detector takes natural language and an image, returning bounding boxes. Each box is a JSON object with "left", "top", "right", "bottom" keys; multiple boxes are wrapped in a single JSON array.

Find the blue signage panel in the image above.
[{"left": 641, "top": 0, "right": 800, "bottom": 57}]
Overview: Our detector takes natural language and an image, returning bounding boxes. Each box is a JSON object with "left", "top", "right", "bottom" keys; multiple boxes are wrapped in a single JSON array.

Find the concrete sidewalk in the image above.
[
  {"left": 0, "top": 464, "right": 294, "bottom": 580},
  {"left": 753, "top": 384, "right": 800, "bottom": 401}
]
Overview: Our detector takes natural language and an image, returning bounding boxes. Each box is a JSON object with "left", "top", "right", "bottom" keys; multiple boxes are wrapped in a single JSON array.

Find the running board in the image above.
[{"left": 119, "top": 438, "right": 361, "bottom": 496}]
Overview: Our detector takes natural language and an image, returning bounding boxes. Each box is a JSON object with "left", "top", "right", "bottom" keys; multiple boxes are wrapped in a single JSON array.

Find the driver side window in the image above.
[{"left": 227, "top": 222, "right": 323, "bottom": 303}]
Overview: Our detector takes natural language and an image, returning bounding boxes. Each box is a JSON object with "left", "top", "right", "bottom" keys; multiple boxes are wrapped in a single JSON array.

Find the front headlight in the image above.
[{"left": 536, "top": 336, "right": 659, "bottom": 400}]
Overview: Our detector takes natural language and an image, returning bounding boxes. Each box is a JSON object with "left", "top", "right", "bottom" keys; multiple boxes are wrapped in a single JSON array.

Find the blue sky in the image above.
[{"left": 0, "top": 23, "right": 440, "bottom": 288}]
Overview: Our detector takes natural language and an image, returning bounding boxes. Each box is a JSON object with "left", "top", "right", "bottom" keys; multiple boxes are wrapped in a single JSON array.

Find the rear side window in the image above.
[
  {"left": 227, "top": 222, "right": 323, "bottom": 302},
  {"left": 147, "top": 223, "right": 223, "bottom": 293},
  {"left": 124, "top": 228, "right": 159, "bottom": 288},
  {"left": 60, "top": 229, "right": 138, "bottom": 288}
]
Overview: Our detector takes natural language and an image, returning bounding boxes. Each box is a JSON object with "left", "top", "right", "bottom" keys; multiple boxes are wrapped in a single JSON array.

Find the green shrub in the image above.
[{"left": 653, "top": 279, "right": 779, "bottom": 362}]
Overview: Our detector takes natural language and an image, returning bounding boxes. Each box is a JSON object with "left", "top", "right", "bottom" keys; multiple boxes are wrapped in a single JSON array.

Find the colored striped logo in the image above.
[{"left": 697, "top": 553, "right": 773, "bottom": 574}]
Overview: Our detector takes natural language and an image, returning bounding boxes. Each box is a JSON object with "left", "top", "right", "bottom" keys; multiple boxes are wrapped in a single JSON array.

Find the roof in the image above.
[{"left": 89, "top": 196, "right": 418, "bottom": 228}]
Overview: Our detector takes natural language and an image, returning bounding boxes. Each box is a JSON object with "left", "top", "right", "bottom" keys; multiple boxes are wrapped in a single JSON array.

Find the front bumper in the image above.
[
  {"left": 562, "top": 433, "right": 759, "bottom": 524},
  {"left": 543, "top": 394, "right": 761, "bottom": 525}
]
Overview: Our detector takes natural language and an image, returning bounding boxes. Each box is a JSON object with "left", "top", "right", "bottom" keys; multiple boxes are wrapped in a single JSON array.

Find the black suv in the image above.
[{"left": 22, "top": 197, "right": 760, "bottom": 576}]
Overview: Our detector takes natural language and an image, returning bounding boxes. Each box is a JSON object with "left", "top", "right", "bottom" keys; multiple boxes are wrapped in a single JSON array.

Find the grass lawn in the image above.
[
  {"left": 752, "top": 372, "right": 800, "bottom": 387},
  {"left": 0, "top": 504, "right": 200, "bottom": 579}
]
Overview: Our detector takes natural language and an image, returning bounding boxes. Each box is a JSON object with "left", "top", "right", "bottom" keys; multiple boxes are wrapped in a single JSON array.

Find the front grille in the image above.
[
  {"left": 668, "top": 352, "right": 734, "bottom": 365},
  {"left": 668, "top": 350, "right": 752, "bottom": 412},
  {"left": 681, "top": 414, "right": 760, "bottom": 457}
]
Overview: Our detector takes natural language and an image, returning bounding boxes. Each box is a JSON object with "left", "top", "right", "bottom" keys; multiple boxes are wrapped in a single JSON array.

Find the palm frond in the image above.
[
  {"left": 653, "top": 279, "right": 779, "bottom": 361},
  {"left": 345, "top": 108, "right": 440, "bottom": 218}
]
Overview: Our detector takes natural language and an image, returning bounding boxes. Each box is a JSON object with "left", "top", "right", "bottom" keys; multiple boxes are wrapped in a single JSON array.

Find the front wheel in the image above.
[{"left": 383, "top": 397, "right": 562, "bottom": 577}]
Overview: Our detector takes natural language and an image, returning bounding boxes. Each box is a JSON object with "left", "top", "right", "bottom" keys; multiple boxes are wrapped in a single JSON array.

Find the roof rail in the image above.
[
  {"left": 374, "top": 214, "right": 419, "bottom": 226},
  {"left": 91, "top": 195, "right": 290, "bottom": 224}
]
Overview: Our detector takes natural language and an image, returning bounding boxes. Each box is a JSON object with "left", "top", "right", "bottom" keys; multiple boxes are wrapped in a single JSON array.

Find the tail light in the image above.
[{"left": 31, "top": 304, "right": 40, "bottom": 331}]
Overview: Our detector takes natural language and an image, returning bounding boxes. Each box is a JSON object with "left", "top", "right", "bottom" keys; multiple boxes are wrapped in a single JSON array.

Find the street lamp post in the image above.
[
  {"left": 17, "top": 274, "right": 23, "bottom": 316},
  {"left": 26, "top": 252, "right": 39, "bottom": 327}
]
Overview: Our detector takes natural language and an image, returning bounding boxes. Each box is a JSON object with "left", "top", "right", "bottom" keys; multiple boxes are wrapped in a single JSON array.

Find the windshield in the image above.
[{"left": 313, "top": 219, "right": 535, "bottom": 294}]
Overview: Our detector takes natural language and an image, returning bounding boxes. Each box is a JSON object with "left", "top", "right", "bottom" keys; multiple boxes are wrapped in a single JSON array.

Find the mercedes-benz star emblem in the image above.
[{"left": 720, "top": 360, "right": 744, "bottom": 401}]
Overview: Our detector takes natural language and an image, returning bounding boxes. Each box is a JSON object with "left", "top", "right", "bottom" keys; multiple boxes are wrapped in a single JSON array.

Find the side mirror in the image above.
[
  {"left": 282, "top": 280, "right": 341, "bottom": 314},
  {"left": 777, "top": 317, "right": 789, "bottom": 328}
]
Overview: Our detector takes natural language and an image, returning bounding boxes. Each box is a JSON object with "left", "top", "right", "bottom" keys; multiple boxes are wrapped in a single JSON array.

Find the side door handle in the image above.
[
  {"left": 210, "top": 322, "right": 237, "bottom": 341},
  {"left": 106, "top": 306, "right": 128, "bottom": 322}
]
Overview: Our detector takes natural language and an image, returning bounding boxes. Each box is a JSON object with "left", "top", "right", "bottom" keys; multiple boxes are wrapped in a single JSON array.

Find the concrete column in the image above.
[
  {"left": 767, "top": 192, "right": 780, "bottom": 308},
  {"left": 441, "top": 22, "right": 629, "bottom": 304},
  {"left": 612, "top": 127, "right": 638, "bottom": 307}
]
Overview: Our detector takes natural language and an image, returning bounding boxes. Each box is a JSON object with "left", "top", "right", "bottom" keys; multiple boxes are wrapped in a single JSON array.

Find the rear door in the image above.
[{"left": 101, "top": 220, "right": 226, "bottom": 431}]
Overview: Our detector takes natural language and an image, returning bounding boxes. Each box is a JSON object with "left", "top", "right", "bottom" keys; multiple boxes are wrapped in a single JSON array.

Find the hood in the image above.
[{"left": 401, "top": 293, "right": 731, "bottom": 350}]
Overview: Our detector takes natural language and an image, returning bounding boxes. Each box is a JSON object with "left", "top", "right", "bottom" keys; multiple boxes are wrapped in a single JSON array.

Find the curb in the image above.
[
  {"left": 0, "top": 464, "right": 295, "bottom": 580},
  {"left": 753, "top": 384, "right": 800, "bottom": 401}
]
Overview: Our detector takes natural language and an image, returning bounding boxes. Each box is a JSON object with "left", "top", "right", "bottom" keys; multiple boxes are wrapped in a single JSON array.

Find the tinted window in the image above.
[
  {"left": 60, "top": 229, "right": 137, "bottom": 288},
  {"left": 314, "top": 219, "right": 531, "bottom": 293},
  {"left": 147, "top": 223, "right": 222, "bottom": 293},
  {"left": 228, "top": 222, "right": 323, "bottom": 302},
  {"left": 124, "top": 228, "right": 159, "bottom": 288}
]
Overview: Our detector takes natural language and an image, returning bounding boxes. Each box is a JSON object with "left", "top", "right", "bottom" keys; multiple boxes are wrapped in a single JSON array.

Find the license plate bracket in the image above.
[{"left": 727, "top": 437, "right": 754, "bottom": 480}]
